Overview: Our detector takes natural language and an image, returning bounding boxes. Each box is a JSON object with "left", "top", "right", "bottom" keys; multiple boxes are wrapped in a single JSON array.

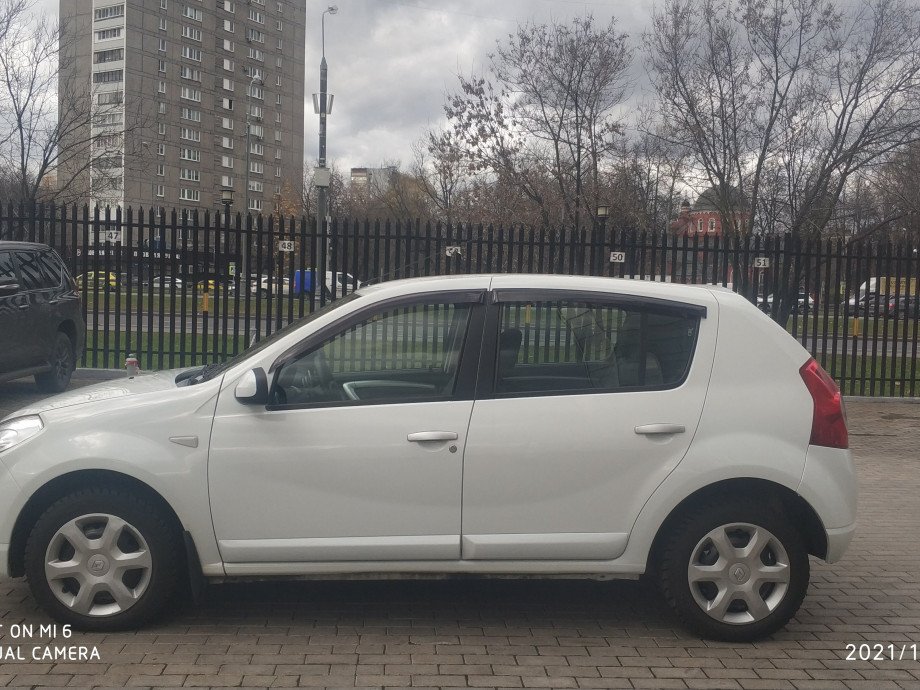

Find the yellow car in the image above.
[
  {"left": 196, "top": 279, "right": 217, "bottom": 292},
  {"left": 76, "top": 271, "right": 118, "bottom": 290}
]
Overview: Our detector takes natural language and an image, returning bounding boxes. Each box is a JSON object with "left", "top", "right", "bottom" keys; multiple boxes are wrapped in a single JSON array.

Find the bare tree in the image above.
[
  {"left": 444, "top": 15, "right": 632, "bottom": 229},
  {"left": 648, "top": 0, "right": 920, "bottom": 318}
]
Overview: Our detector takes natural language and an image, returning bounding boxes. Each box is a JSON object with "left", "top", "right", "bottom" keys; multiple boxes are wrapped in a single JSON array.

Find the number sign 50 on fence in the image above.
[{"left": 609, "top": 251, "right": 626, "bottom": 263}]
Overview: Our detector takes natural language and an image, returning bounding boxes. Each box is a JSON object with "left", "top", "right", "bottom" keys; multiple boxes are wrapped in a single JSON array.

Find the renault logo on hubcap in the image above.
[
  {"left": 88, "top": 554, "right": 110, "bottom": 575},
  {"left": 730, "top": 564, "right": 749, "bottom": 584}
]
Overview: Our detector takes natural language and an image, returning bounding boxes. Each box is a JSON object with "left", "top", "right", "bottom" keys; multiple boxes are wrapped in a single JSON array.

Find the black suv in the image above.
[{"left": 0, "top": 242, "right": 85, "bottom": 393}]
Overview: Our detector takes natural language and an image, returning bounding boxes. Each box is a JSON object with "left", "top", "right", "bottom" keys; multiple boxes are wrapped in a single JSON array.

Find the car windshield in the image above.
[{"left": 179, "top": 291, "right": 363, "bottom": 385}]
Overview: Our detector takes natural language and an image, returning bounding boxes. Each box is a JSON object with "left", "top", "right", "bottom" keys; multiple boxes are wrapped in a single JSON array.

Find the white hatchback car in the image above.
[{"left": 0, "top": 274, "right": 856, "bottom": 640}]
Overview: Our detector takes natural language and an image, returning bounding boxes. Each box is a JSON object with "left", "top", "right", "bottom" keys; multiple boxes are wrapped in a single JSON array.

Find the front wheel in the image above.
[
  {"left": 24, "top": 488, "right": 182, "bottom": 631},
  {"left": 655, "top": 498, "right": 809, "bottom": 641}
]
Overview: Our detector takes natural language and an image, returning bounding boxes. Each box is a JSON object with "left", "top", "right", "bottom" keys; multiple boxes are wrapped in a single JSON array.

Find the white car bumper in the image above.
[{"left": 797, "top": 444, "right": 858, "bottom": 564}]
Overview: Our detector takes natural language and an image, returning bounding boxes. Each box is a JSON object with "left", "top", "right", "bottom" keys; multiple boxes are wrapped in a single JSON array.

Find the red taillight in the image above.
[{"left": 799, "top": 359, "right": 848, "bottom": 449}]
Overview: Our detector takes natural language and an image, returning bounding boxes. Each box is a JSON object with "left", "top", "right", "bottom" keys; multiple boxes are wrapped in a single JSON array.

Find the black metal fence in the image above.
[{"left": 2, "top": 203, "right": 919, "bottom": 397}]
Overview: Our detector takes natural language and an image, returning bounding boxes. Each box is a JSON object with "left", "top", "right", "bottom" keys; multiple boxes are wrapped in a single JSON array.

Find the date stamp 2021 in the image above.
[{"left": 846, "top": 643, "right": 919, "bottom": 662}]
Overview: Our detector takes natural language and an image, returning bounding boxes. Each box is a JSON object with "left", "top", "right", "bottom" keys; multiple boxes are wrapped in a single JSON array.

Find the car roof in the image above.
[{"left": 357, "top": 273, "right": 718, "bottom": 304}]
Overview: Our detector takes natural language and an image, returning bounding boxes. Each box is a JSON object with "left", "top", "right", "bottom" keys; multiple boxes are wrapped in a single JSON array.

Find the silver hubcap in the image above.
[
  {"left": 44, "top": 514, "right": 152, "bottom": 617},
  {"left": 687, "top": 522, "right": 791, "bottom": 625}
]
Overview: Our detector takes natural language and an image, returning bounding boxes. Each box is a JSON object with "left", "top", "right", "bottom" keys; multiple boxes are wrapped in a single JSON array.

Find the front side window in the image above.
[
  {"left": 271, "top": 301, "right": 473, "bottom": 407},
  {"left": 0, "top": 251, "right": 15, "bottom": 283},
  {"left": 494, "top": 299, "right": 699, "bottom": 395},
  {"left": 14, "top": 252, "right": 49, "bottom": 290}
]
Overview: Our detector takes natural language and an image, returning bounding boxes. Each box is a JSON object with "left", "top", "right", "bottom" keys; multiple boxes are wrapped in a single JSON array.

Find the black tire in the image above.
[
  {"left": 654, "top": 496, "right": 809, "bottom": 642},
  {"left": 24, "top": 487, "right": 182, "bottom": 631},
  {"left": 34, "top": 332, "right": 74, "bottom": 394}
]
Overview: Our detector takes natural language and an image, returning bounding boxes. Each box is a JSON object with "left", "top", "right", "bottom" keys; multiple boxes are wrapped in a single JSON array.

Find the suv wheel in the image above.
[
  {"left": 24, "top": 488, "right": 181, "bottom": 631},
  {"left": 35, "top": 332, "right": 74, "bottom": 393},
  {"left": 655, "top": 497, "right": 809, "bottom": 641}
]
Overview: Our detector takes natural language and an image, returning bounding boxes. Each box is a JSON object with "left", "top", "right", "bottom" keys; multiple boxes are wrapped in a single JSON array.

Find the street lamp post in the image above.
[
  {"left": 596, "top": 204, "right": 610, "bottom": 275},
  {"left": 244, "top": 75, "right": 263, "bottom": 282},
  {"left": 314, "top": 6, "right": 337, "bottom": 272},
  {"left": 220, "top": 188, "right": 233, "bottom": 289}
]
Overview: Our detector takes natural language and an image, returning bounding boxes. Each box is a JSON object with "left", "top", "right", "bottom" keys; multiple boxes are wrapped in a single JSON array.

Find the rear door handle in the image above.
[
  {"left": 407, "top": 431, "right": 458, "bottom": 443},
  {"left": 635, "top": 424, "right": 686, "bottom": 436}
]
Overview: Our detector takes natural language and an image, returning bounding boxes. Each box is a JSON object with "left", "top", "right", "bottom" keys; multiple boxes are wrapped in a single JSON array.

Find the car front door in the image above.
[
  {"left": 208, "top": 291, "right": 486, "bottom": 566},
  {"left": 461, "top": 288, "right": 717, "bottom": 561}
]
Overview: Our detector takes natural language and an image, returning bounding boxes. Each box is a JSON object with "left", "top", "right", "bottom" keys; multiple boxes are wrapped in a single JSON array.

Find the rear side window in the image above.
[
  {"left": 37, "top": 252, "right": 65, "bottom": 287},
  {"left": 495, "top": 300, "right": 699, "bottom": 395},
  {"left": 0, "top": 252, "right": 14, "bottom": 282},
  {"left": 13, "top": 251, "right": 46, "bottom": 290}
]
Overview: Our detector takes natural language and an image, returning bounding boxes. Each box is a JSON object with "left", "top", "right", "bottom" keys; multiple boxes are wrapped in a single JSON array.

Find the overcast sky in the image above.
[{"left": 41, "top": 0, "right": 652, "bottom": 173}]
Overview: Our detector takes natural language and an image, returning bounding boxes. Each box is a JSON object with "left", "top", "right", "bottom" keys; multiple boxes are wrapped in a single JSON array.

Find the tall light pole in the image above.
[
  {"left": 313, "top": 5, "right": 337, "bottom": 273},
  {"left": 244, "top": 74, "right": 263, "bottom": 280}
]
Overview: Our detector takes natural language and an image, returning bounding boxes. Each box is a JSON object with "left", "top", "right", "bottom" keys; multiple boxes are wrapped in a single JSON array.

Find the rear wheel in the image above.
[
  {"left": 655, "top": 497, "right": 809, "bottom": 641},
  {"left": 25, "top": 488, "right": 182, "bottom": 631},
  {"left": 35, "top": 332, "right": 74, "bottom": 393}
]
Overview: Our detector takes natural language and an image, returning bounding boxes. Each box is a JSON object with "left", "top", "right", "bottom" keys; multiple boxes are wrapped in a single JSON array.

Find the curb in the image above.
[{"left": 844, "top": 395, "right": 920, "bottom": 404}]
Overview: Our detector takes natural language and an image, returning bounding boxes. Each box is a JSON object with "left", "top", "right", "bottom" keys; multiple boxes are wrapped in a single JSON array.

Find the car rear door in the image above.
[
  {"left": 461, "top": 286, "right": 718, "bottom": 561},
  {"left": 13, "top": 250, "right": 59, "bottom": 368},
  {"left": 0, "top": 250, "right": 30, "bottom": 374}
]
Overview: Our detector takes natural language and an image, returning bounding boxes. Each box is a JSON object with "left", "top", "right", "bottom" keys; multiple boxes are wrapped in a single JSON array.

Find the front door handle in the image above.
[
  {"left": 407, "top": 431, "right": 458, "bottom": 443},
  {"left": 635, "top": 424, "right": 686, "bottom": 436}
]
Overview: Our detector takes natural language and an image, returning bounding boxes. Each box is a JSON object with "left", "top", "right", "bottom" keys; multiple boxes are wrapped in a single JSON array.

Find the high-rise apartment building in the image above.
[{"left": 58, "top": 0, "right": 305, "bottom": 217}]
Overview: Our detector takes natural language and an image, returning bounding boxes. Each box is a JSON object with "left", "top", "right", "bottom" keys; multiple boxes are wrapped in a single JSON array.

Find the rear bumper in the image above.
[{"left": 825, "top": 523, "right": 856, "bottom": 564}]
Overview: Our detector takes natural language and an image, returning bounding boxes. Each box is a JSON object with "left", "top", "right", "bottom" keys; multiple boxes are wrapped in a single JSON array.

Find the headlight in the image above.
[{"left": 0, "top": 416, "right": 44, "bottom": 453}]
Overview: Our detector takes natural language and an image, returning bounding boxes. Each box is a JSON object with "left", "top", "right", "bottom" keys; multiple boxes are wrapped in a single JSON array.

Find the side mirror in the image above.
[
  {"left": 235, "top": 367, "right": 269, "bottom": 405},
  {"left": 0, "top": 277, "right": 20, "bottom": 296}
]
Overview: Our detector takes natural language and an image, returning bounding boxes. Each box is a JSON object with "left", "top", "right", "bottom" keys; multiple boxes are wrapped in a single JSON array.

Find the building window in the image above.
[
  {"left": 248, "top": 198, "right": 262, "bottom": 211},
  {"left": 221, "top": 0, "right": 235, "bottom": 12},
  {"left": 248, "top": 180, "right": 263, "bottom": 192},
  {"left": 158, "top": 80, "right": 167, "bottom": 93},
  {"left": 180, "top": 188, "right": 200, "bottom": 201},
  {"left": 95, "top": 27, "right": 122, "bottom": 41},
  {"left": 221, "top": 136, "right": 234, "bottom": 149},
  {"left": 221, "top": 97, "right": 234, "bottom": 110},
  {"left": 250, "top": 124, "right": 263, "bottom": 138},
  {"left": 160, "top": 0, "right": 167, "bottom": 9},
  {"left": 221, "top": 175, "right": 234, "bottom": 187},
  {"left": 180, "top": 168, "right": 201, "bottom": 182},
  {"left": 275, "top": 94, "right": 281, "bottom": 106},
  {"left": 274, "top": 130, "right": 281, "bottom": 142},
  {"left": 158, "top": 59, "right": 167, "bottom": 73},
  {"left": 158, "top": 38, "right": 167, "bottom": 52},
  {"left": 159, "top": 17, "right": 167, "bottom": 31},
  {"left": 158, "top": 122, "right": 167, "bottom": 135},
  {"left": 274, "top": 148, "right": 281, "bottom": 159},
  {"left": 275, "top": 56, "right": 282, "bottom": 68},
  {"left": 250, "top": 142, "right": 263, "bottom": 155},
  {"left": 180, "top": 65, "right": 201, "bottom": 81},
  {"left": 180, "top": 127, "right": 201, "bottom": 142},
  {"left": 158, "top": 101, "right": 167, "bottom": 114},
  {"left": 275, "top": 112, "right": 281, "bottom": 123},
  {"left": 275, "top": 75, "right": 281, "bottom": 87},
  {"left": 249, "top": 105, "right": 263, "bottom": 119},
  {"left": 248, "top": 8, "right": 264, "bottom": 22},
  {"left": 181, "top": 107, "right": 201, "bottom": 122},
  {"left": 94, "top": 4, "right": 125, "bottom": 21},
  {"left": 97, "top": 91, "right": 123, "bottom": 105},
  {"left": 179, "top": 147, "right": 200, "bottom": 161},
  {"left": 248, "top": 84, "right": 263, "bottom": 99},
  {"left": 276, "top": 38, "right": 282, "bottom": 50},
  {"left": 180, "top": 86, "right": 201, "bottom": 102},
  {"left": 156, "top": 164, "right": 165, "bottom": 176},
  {"left": 275, "top": 165, "right": 281, "bottom": 177},
  {"left": 221, "top": 117, "right": 234, "bottom": 130},
  {"left": 155, "top": 184, "right": 165, "bottom": 197},
  {"left": 250, "top": 161, "right": 263, "bottom": 174},
  {"left": 157, "top": 143, "right": 166, "bottom": 156},
  {"left": 182, "top": 6, "right": 203, "bottom": 21},
  {"left": 223, "top": 19, "right": 234, "bottom": 32},
  {"left": 181, "top": 46, "right": 202, "bottom": 61},
  {"left": 276, "top": 19, "right": 283, "bottom": 31},
  {"left": 181, "top": 25, "right": 202, "bottom": 41},
  {"left": 246, "top": 28, "right": 264, "bottom": 43},
  {"left": 247, "top": 47, "right": 264, "bottom": 61},
  {"left": 221, "top": 155, "right": 234, "bottom": 169},
  {"left": 93, "top": 69, "right": 124, "bottom": 84},
  {"left": 222, "top": 78, "right": 234, "bottom": 91},
  {"left": 708, "top": 218, "right": 716, "bottom": 233},
  {"left": 222, "top": 39, "right": 235, "bottom": 52},
  {"left": 222, "top": 58, "right": 235, "bottom": 72},
  {"left": 93, "top": 48, "right": 124, "bottom": 64}
]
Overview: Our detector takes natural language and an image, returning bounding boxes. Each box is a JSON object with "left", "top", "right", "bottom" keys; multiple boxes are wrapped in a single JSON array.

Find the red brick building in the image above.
[{"left": 670, "top": 187, "right": 749, "bottom": 237}]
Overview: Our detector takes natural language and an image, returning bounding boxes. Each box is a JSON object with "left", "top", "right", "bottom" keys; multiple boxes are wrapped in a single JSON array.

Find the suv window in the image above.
[
  {"left": 14, "top": 251, "right": 56, "bottom": 291},
  {"left": 272, "top": 301, "right": 473, "bottom": 407},
  {"left": 495, "top": 299, "right": 699, "bottom": 395},
  {"left": 37, "top": 252, "right": 65, "bottom": 288},
  {"left": 0, "top": 251, "right": 14, "bottom": 283}
]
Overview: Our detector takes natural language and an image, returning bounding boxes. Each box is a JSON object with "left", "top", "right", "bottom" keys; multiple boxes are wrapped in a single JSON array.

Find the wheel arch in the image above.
[
  {"left": 646, "top": 477, "right": 828, "bottom": 573},
  {"left": 8, "top": 469, "right": 186, "bottom": 578}
]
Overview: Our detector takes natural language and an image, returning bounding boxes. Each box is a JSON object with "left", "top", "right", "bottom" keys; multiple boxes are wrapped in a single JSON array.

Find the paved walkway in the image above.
[{"left": 0, "top": 377, "right": 918, "bottom": 689}]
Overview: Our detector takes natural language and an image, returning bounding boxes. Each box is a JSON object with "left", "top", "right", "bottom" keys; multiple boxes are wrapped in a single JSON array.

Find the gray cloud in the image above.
[{"left": 42, "top": 0, "right": 652, "bottom": 172}]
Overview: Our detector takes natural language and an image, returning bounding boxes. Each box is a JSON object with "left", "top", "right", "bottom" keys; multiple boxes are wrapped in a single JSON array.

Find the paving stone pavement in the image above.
[{"left": 0, "top": 376, "right": 919, "bottom": 689}]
